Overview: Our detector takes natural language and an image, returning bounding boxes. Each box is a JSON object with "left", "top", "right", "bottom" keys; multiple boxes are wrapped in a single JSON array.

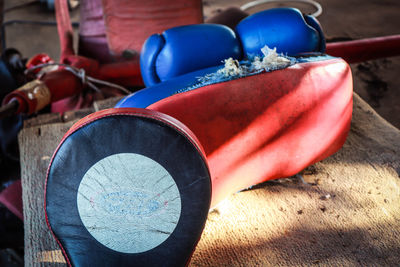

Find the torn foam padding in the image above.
[
  {"left": 175, "top": 46, "right": 294, "bottom": 94},
  {"left": 251, "top": 46, "right": 292, "bottom": 71},
  {"left": 205, "top": 45, "right": 293, "bottom": 81}
]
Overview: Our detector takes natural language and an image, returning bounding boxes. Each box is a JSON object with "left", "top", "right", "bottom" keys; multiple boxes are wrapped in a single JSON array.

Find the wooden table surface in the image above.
[{"left": 18, "top": 93, "right": 400, "bottom": 266}]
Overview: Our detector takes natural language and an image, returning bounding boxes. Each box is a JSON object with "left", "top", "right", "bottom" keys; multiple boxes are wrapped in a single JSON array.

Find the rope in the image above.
[
  {"left": 25, "top": 63, "right": 132, "bottom": 95},
  {"left": 240, "top": 0, "right": 323, "bottom": 17}
]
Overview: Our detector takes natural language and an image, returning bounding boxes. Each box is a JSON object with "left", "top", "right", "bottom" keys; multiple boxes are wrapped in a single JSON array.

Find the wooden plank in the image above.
[
  {"left": 19, "top": 120, "right": 74, "bottom": 266},
  {"left": 22, "top": 113, "right": 62, "bottom": 129},
  {"left": 19, "top": 94, "right": 400, "bottom": 266},
  {"left": 93, "top": 96, "right": 123, "bottom": 112},
  {"left": 19, "top": 98, "right": 117, "bottom": 266},
  {"left": 23, "top": 108, "right": 96, "bottom": 129}
]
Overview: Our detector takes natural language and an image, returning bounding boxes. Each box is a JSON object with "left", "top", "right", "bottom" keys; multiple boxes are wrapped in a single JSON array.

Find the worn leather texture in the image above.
[
  {"left": 118, "top": 57, "right": 353, "bottom": 206},
  {"left": 236, "top": 8, "right": 324, "bottom": 57},
  {"left": 140, "top": 24, "right": 242, "bottom": 86},
  {"left": 45, "top": 109, "right": 211, "bottom": 266}
]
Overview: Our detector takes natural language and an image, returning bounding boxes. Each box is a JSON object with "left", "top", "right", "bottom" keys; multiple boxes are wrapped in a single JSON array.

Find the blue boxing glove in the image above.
[
  {"left": 140, "top": 24, "right": 242, "bottom": 87},
  {"left": 236, "top": 7, "right": 325, "bottom": 58},
  {"left": 140, "top": 7, "right": 326, "bottom": 87}
]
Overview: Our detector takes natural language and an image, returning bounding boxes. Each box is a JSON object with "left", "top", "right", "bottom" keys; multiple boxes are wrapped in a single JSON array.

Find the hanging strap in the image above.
[{"left": 55, "top": 0, "right": 75, "bottom": 60}]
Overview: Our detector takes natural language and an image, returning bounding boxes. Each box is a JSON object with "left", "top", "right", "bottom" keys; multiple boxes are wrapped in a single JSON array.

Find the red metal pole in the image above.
[
  {"left": 2, "top": 69, "right": 83, "bottom": 115},
  {"left": 326, "top": 34, "right": 400, "bottom": 63}
]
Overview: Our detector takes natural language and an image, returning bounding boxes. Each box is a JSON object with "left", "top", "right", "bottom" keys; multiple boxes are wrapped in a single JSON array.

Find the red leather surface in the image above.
[
  {"left": 62, "top": 107, "right": 207, "bottom": 160},
  {"left": 148, "top": 58, "right": 353, "bottom": 206},
  {"left": 102, "top": 0, "right": 203, "bottom": 57}
]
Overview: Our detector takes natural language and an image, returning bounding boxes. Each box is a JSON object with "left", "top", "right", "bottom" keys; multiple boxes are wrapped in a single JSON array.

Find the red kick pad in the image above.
[{"left": 147, "top": 58, "right": 353, "bottom": 206}]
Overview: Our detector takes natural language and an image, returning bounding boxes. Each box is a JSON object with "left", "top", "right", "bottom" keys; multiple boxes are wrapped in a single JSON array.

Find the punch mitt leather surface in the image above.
[
  {"left": 118, "top": 56, "right": 353, "bottom": 207},
  {"left": 45, "top": 108, "right": 211, "bottom": 266},
  {"left": 140, "top": 24, "right": 242, "bottom": 86},
  {"left": 236, "top": 8, "right": 325, "bottom": 57}
]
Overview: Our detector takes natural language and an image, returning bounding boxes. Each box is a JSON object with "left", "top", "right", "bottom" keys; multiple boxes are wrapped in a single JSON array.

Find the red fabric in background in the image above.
[
  {"left": 101, "top": 0, "right": 203, "bottom": 59},
  {"left": 78, "top": 0, "right": 114, "bottom": 63},
  {"left": 52, "top": 0, "right": 203, "bottom": 113},
  {"left": 78, "top": 0, "right": 204, "bottom": 62},
  {"left": 0, "top": 180, "right": 23, "bottom": 220}
]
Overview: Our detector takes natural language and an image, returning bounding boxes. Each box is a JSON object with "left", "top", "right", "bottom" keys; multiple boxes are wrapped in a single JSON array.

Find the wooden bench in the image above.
[{"left": 19, "top": 93, "right": 400, "bottom": 266}]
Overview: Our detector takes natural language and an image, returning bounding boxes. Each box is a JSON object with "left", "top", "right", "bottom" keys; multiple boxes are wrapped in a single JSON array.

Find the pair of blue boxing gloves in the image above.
[
  {"left": 117, "top": 7, "right": 326, "bottom": 108},
  {"left": 141, "top": 7, "right": 325, "bottom": 86}
]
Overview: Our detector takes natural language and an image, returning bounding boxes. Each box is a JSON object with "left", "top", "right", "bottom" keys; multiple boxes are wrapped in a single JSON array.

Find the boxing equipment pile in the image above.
[{"left": 45, "top": 8, "right": 352, "bottom": 266}]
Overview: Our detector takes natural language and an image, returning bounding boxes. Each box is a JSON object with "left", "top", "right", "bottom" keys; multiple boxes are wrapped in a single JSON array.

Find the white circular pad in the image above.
[{"left": 77, "top": 153, "right": 181, "bottom": 253}]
